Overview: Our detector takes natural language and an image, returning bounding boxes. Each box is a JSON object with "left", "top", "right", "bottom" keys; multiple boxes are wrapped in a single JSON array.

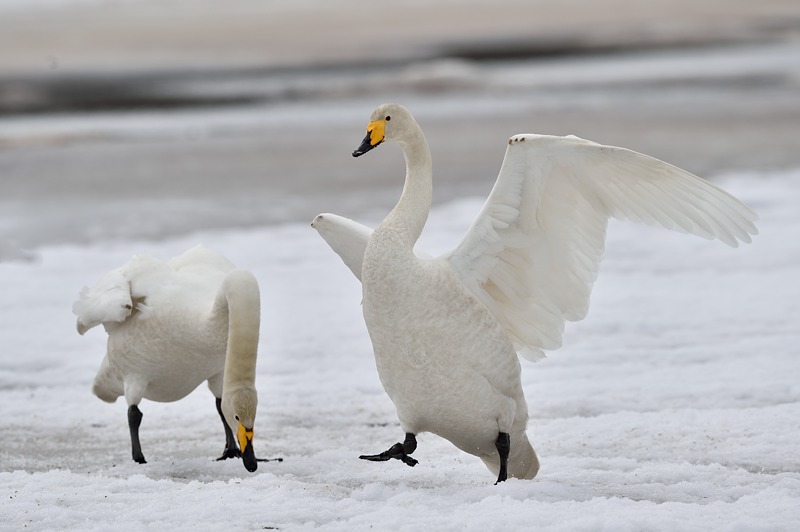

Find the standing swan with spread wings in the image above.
[{"left": 312, "top": 103, "right": 757, "bottom": 484}]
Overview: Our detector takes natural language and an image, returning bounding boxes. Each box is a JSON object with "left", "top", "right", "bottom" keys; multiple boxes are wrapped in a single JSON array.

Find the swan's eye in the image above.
[
  {"left": 235, "top": 415, "right": 240, "bottom": 421},
  {"left": 385, "top": 116, "right": 391, "bottom": 121}
]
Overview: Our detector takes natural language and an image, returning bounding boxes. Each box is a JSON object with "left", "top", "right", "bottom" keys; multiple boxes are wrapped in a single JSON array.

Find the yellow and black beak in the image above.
[
  {"left": 237, "top": 422, "right": 257, "bottom": 472},
  {"left": 352, "top": 118, "right": 386, "bottom": 157}
]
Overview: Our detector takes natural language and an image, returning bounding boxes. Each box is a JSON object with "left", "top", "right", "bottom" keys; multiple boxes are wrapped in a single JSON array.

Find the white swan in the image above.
[
  {"left": 73, "top": 245, "right": 263, "bottom": 471},
  {"left": 312, "top": 103, "right": 758, "bottom": 483}
]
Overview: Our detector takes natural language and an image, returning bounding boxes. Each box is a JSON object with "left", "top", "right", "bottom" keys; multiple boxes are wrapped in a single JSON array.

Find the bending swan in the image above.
[
  {"left": 73, "top": 245, "right": 262, "bottom": 471},
  {"left": 312, "top": 103, "right": 758, "bottom": 483}
]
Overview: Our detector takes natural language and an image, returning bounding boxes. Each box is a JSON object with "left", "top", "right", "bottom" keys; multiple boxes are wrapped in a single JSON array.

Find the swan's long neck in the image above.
[
  {"left": 213, "top": 269, "right": 260, "bottom": 395},
  {"left": 381, "top": 125, "right": 432, "bottom": 248}
]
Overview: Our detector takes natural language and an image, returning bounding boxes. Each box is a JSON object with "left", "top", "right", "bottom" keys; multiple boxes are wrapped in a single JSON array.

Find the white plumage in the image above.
[
  {"left": 312, "top": 103, "right": 757, "bottom": 483},
  {"left": 73, "top": 245, "right": 262, "bottom": 471}
]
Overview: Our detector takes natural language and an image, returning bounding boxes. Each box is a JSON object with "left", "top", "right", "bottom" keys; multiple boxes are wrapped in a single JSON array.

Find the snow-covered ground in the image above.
[{"left": 1, "top": 167, "right": 798, "bottom": 530}]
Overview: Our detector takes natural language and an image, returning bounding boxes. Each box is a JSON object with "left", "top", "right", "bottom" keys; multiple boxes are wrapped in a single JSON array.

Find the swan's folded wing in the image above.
[
  {"left": 73, "top": 268, "right": 134, "bottom": 335},
  {"left": 312, "top": 213, "right": 373, "bottom": 281},
  {"left": 73, "top": 254, "right": 170, "bottom": 334},
  {"left": 446, "top": 134, "right": 758, "bottom": 361}
]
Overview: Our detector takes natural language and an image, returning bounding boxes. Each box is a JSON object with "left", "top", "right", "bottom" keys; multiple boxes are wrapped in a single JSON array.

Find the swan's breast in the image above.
[{"left": 361, "top": 247, "right": 523, "bottom": 437}]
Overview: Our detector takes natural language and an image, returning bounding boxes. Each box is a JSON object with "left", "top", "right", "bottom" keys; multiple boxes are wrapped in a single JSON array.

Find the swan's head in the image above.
[
  {"left": 352, "top": 103, "right": 415, "bottom": 157},
  {"left": 222, "top": 387, "right": 259, "bottom": 472}
]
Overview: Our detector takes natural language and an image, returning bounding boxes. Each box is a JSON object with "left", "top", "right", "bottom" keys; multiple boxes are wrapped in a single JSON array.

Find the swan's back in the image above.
[{"left": 74, "top": 245, "right": 235, "bottom": 334}]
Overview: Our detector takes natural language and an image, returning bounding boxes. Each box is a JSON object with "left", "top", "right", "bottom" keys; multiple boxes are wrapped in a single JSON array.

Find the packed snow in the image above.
[{"left": 1, "top": 170, "right": 799, "bottom": 530}]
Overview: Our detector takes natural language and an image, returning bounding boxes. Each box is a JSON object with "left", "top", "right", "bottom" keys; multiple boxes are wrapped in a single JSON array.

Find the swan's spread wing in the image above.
[
  {"left": 446, "top": 134, "right": 758, "bottom": 361},
  {"left": 312, "top": 213, "right": 373, "bottom": 281}
]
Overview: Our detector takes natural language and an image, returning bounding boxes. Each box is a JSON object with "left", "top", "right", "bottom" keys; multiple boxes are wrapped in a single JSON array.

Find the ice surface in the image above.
[{"left": 0, "top": 170, "right": 798, "bottom": 530}]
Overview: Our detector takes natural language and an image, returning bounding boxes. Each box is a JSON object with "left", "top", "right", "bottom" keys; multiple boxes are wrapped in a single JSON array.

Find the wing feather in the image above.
[
  {"left": 73, "top": 254, "right": 173, "bottom": 334},
  {"left": 311, "top": 213, "right": 373, "bottom": 281},
  {"left": 446, "top": 134, "right": 758, "bottom": 361},
  {"left": 73, "top": 268, "right": 134, "bottom": 335}
]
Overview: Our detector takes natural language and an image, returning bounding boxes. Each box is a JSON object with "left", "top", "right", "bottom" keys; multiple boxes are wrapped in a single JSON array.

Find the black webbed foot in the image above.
[
  {"left": 215, "top": 446, "right": 242, "bottom": 461},
  {"left": 217, "top": 451, "right": 282, "bottom": 466},
  {"left": 360, "top": 433, "right": 418, "bottom": 467}
]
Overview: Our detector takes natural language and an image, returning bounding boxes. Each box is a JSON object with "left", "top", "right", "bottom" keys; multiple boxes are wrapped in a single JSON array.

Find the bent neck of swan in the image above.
[
  {"left": 381, "top": 125, "right": 432, "bottom": 248},
  {"left": 213, "top": 270, "right": 260, "bottom": 396}
]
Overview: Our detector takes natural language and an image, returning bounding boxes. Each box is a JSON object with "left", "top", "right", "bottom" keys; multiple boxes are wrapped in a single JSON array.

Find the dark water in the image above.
[{"left": 1, "top": 40, "right": 799, "bottom": 255}]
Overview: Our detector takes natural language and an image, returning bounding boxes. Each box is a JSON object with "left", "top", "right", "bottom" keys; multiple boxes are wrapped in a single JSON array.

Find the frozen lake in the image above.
[{"left": 1, "top": 170, "right": 799, "bottom": 529}]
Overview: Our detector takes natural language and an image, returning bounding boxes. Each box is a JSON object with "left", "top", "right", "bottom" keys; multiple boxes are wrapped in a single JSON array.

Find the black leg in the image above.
[
  {"left": 214, "top": 398, "right": 241, "bottom": 461},
  {"left": 403, "top": 432, "right": 417, "bottom": 455},
  {"left": 495, "top": 432, "right": 510, "bottom": 484},
  {"left": 360, "top": 432, "right": 418, "bottom": 467},
  {"left": 127, "top": 405, "right": 146, "bottom": 464}
]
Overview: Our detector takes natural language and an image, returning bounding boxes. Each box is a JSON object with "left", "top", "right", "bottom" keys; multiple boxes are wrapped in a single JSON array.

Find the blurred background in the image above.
[{"left": 1, "top": 0, "right": 799, "bottom": 257}]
